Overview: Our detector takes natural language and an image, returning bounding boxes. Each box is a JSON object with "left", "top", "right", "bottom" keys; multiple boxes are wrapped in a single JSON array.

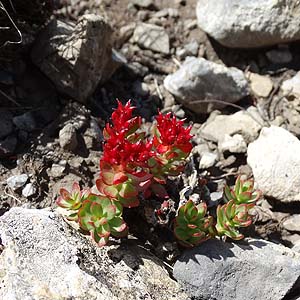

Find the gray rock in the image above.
[
  {"left": 247, "top": 126, "right": 300, "bottom": 203},
  {"left": 13, "top": 112, "right": 36, "bottom": 132},
  {"left": 176, "top": 40, "right": 199, "bottom": 60},
  {"left": 197, "top": 0, "right": 300, "bottom": 48},
  {"left": 133, "top": 23, "right": 170, "bottom": 54},
  {"left": 282, "top": 72, "right": 300, "bottom": 97},
  {"left": 184, "top": 40, "right": 199, "bottom": 56},
  {"left": 0, "top": 208, "right": 187, "bottom": 300},
  {"left": 32, "top": 15, "right": 120, "bottom": 103},
  {"left": 200, "top": 107, "right": 263, "bottom": 144},
  {"left": 266, "top": 48, "right": 293, "bottom": 64},
  {"left": 164, "top": 57, "right": 249, "bottom": 113},
  {"left": 6, "top": 174, "right": 28, "bottom": 190},
  {"left": 0, "top": 111, "right": 13, "bottom": 139},
  {"left": 22, "top": 183, "right": 36, "bottom": 198},
  {"left": 218, "top": 134, "right": 247, "bottom": 153},
  {"left": 59, "top": 123, "right": 78, "bottom": 151},
  {"left": 0, "top": 136, "right": 17, "bottom": 157},
  {"left": 199, "top": 152, "right": 218, "bottom": 169},
  {"left": 174, "top": 238, "right": 300, "bottom": 300},
  {"left": 133, "top": 80, "right": 150, "bottom": 96},
  {"left": 283, "top": 215, "right": 300, "bottom": 233}
]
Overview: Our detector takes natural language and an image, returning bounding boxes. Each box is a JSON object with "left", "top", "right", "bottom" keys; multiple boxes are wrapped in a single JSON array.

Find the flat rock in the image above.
[
  {"left": 6, "top": 174, "right": 29, "bottom": 190},
  {"left": 197, "top": 0, "right": 300, "bottom": 48},
  {"left": 249, "top": 73, "right": 273, "bottom": 98},
  {"left": 247, "top": 126, "right": 300, "bottom": 202},
  {"left": 174, "top": 238, "right": 300, "bottom": 300},
  {"left": 282, "top": 72, "right": 300, "bottom": 97},
  {"left": 283, "top": 215, "right": 300, "bottom": 233},
  {"left": 0, "top": 208, "right": 187, "bottom": 300},
  {"left": 133, "top": 23, "right": 170, "bottom": 54},
  {"left": 164, "top": 57, "right": 249, "bottom": 114},
  {"left": 32, "top": 15, "right": 120, "bottom": 103},
  {"left": 200, "top": 107, "right": 263, "bottom": 144}
]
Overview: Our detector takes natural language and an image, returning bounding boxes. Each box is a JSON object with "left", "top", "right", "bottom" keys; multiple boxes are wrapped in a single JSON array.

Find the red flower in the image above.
[
  {"left": 154, "top": 112, "right": 193, "bottom": 157},
  {"left": 103, "top": 100, "right": 141, "bottom": 139}
]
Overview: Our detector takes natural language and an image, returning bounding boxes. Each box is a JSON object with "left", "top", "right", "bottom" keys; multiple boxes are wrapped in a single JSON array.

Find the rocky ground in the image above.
[{"left": 1, "top": 0, "right": 300, "bottom": 299}]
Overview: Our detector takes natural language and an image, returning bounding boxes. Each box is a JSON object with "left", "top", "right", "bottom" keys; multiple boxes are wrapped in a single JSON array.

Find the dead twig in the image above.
[
  {"left": 0, "top": 87, "right": 20, "bottom": 106},
  {"left": 154, "top": 78, "right": 163, "bottom": 101},
  {"left": 191, "top": 99, "right": 266, "bottom": 128},
  {"left": 4, "top": 186, "right": 22, "bottom": 203},
  {"left": 0, "top": 0, "right": 22, "bottom": 48}
]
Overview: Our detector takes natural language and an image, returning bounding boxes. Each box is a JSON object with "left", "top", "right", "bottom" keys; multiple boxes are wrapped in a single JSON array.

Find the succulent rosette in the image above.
[
  {"left": 216, "top": 200, "right": 253, "bottom": 240},
  {"left": 224, "top": 176, "right": 261, "bottom": 205},
  {"left": 78, "top": 194, "right": 128, "bottom": 247},
  {"left": 174, "top": 200, "right": 215, "bottom": 247},
  {"left": 56, "top": 182, "right": 90, "bottom": 221}
]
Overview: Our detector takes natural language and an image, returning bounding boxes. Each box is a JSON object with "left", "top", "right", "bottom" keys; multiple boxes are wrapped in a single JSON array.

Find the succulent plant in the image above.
[
  {"left": 216, "top": 200, "right": 253, "bottom": 240},
  {"left": 224, "top": 176, "right": 261, "bottom": 205},
  {"left": 78, "top": 194, "right": 128, "bottom": 247},
  {"left": 174, "top": 200, "right": 215, "bottom": 247},
  {"left": 56, "top": 182, "right": 90, "bottom": 221}
]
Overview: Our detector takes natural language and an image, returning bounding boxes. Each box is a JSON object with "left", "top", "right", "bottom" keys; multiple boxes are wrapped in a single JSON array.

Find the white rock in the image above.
[
  {"left": 132, "top": 0, "right": 154, "bottom": 8},
  {"left": 199, "top": 152, "right": 218, "bottom": 169},
  {"left": 133, "top": 23, "right": 170, "bottom": 54},
  {"left": 200, "top": 107, "right": 263, "bottom": 144},
  {"left": 22, "top": 183, "right": 36, "bottom": 198},
  {"left": 196, "top": 0, "right": 300, "bottom": 48},
  {"left": 164, "top": 57, "right": 249, "bottom": 114},
  {"left": 282, "top": 72, "right": 300, "bottom": 97},
  {"left": 249, "top": 73, "right": 273, "bottom": 98},
  {"left": 283, "top": 215, "right": 300, "bottom": 233},
  {"left": 218, "top": 134, "right": 247, "bottom": 153},
  {"left": 6, "top": 174, "right": 28, "bottom": 190},
  {"left": 247, "top": 126, "right": 300, "bottom": 203}
]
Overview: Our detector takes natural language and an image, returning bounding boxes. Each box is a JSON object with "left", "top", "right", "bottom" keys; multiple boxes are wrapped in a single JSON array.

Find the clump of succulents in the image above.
[
  {"left": 174, "top": 200, "right": 215, "bottom": 247},
  {"left": 78, "top": 195, "right": 128, "bottom": 247},
  {"left": 57, "top": 101, "right": 261, "bottom": 248},
  {"left": 174, "top": 176, "right": 261, "bottom": 246},
  {"left": 215, "top": 176, "right": 261, "bottom": 240},
  {"left": 57, "top": 100, "right": 193, "bottom": 246}
]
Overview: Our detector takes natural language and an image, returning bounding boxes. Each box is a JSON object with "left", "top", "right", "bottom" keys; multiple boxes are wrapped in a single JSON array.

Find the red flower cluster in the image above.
[
  {"left": 154, "top": 112, "right": 193, "bottom": 157},
  {"left": 97, "top": 101, "right": 193, "bottom": 206}
]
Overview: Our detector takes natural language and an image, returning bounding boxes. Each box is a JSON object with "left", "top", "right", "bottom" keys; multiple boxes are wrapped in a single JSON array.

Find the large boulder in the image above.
[
  {"left": 247, "top": 126, "right": 300, "bottom": 203},
  {"left": 31, "top": 14, "right": 122, "bottom": 103},
  {"left": 0, "top": 208, "right": 187, "bottom": 300},
  {"left": 196, "top": 0, "right": 300, "bottom": 48},
  {"left": 164, "top": 57, "right": 249, "bottom": 114},
  {"left": 174, "top": 238, "right": 300, "bottom": 300}
]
